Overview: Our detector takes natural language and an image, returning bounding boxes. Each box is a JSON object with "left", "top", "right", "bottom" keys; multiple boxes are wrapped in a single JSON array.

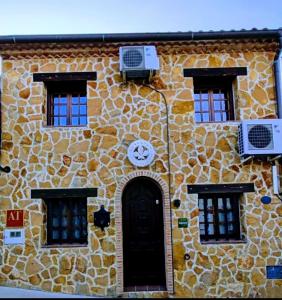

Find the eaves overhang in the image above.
[{"left": 0, "top": 28, "right": 281, "bottom": 44}]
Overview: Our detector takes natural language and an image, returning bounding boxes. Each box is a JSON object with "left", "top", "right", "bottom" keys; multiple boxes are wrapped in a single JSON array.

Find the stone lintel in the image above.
[
  {"left": 31, "top": 188, "right": 98, "bottom": 198},
  {"left": 187, "top": 183, "right": 255, "bottom": 194}
]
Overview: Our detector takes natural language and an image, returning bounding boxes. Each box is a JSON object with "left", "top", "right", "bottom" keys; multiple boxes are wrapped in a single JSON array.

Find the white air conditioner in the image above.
[
  {"left": 238, "top": 119, "right": 282, "bottom": 157},
  {"left": 119, "top": 46, "right": 160, "bottom": 82}
]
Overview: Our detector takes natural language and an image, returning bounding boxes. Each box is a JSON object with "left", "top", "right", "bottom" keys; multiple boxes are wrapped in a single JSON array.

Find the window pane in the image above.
[
  {"left": 60, "top": 96, "right": 67, "bottom": 104},
  {"left": 213, "top": 92, "right": 224, "bottom": 100},
  {"left": 59, "top": 117, "right": 67, "bottom": 126},
  {"left": 214, "top": 101, "right": 221, "bottom": 110},
  {"left": 222, "top": 113, "right": 227, "bottom": 121},
  {"left": 62, "top": 230, "right": 68, "bottom": 240},
  {"left": 62, "top": 216, "right": 68, "bottom": 227},
  {"left": 207, "top": 198, "right": 213, "bottom": 209},
  {"left": 199, "top": 199, "right": 204, "bottom": 210},
  {"left": 226, "top": 198, "right": 231, "bottom": 209},
  {"left": 72, "top": 216, "right": 80, "bottom": 226},
  {"left": 202, "top": 113, "right": 209, "bottom": 122},
  {"left": 80, "top": 106, "right": 87, "bottom": 115},
  {"left": 218, "top": 198, "right": 223, "bottom": 209},
  {"left": 228, "top": 223, "right": 234, "bottom": 232},
  {"left": 80, "top": 96, "right": 87, "bottom": 104},
  {"left": 74, "top": 230, "right": 81, "bottom": 239},
  {"left": 52, "top": 217, "right": 59, "bottom": 227},
  {"left": 72, "top": 117, "right": 79, "bottom": 126},
  {"left": 52, "top": 230, "right": 59, "bottom": 239},
  {"left": 215, "top": 112, "right": 222, "bottom": 121},
  {"left": 54, "top": 96, "right": 60, "bottom": 104},
  {"left": 54, "top": 117, "right": 59, "bottom": 126},
  {"left": 80, "top": 116, "right": 87, "bottom": 125},
  {"left": 194, "top": 93, "right": 201, "bottom": 100},
  {"left": 227, "top": 211, "right": 233, "bottom": 222},
  {"left": 82, "top": 216, "right": 87, "bottom": 226},
  {"left": 195, "top": 113, "right": 202, "bottom": 123},
  {"left": 208, "top": 224, "right": 214, "bottom": 235},
  {"left": 219, "top": 224, "right": 226, "bottom": 234},
  {"left": 72, "top": 96, "right": 79, "bottom": 104},
  {"left": 60, "top": 106, "right": 67, "bottom": 115},
  {"left": 201, "top": 101, "right": 209, "bottom": 111},
  {"left": 54, "top": 106, "right": 59, "bottom": 115},
  {"left": 218, "top": 213, "right": 225, "bottom": 222},
  {"left": 200, "top": 224, "right": 205, "bottom": 235},
  {"left": 220, "top": 101, "right": 226, "bottom": 110},
  {"left": 199, "top": 212, "right": 205, "bottom": 222},
  {"left": 72, "top": 106, "right": 79, "bottom": 115},
  {"left": 201, "top": 93, "right": 209, "bottom": 100},
  {"left": 195, "top": 101, "right": 201, "bottom": 111},
  {"left": 207, "top": 213, "right": 213, "bottom": 222}
]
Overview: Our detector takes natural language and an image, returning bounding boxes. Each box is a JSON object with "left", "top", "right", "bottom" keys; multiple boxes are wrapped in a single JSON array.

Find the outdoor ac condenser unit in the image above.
[
  {"left": 238, "top": 119, "right": 282, "bottom": 158},
  {"left": 119, "top": 46, "right": 160, "bottom": 82}
]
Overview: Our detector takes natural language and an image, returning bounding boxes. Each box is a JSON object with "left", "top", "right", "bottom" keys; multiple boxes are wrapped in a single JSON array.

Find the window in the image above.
[
  {"left": 193, "top": 77, "right": 234, "bottom": 122},
  {"left": 47, "top": 81, "right": 87, "bottom": 126},
  {"left": 198, "top": 194, "right": 241, "bottom": 242},
  {"left": 45, "top": 197, "right": 87, "bottom": 245}
]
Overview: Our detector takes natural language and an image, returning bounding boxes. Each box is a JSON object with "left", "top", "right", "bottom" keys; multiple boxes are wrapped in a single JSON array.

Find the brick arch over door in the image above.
[{"left": 115, "top": 170, "right": 174, "bottom": 294}]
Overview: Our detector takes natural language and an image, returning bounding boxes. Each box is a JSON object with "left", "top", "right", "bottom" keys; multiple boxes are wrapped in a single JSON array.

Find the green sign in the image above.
[{"left": 178, "top": 218, "right": 188, "bottom": 228}]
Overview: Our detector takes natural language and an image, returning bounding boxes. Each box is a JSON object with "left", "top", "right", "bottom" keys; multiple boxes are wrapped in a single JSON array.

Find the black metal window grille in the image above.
[
  {"left": 198, "top": 194, "right": 241, "bottom": 242},
  {"left": 193, "top": 77, "right": 234, "bottom": 123},
  {"left": 47, "top": 81, "right": 87, "bottom": 126},
  {"left": 45, "top": 197, "right": 87, "bottom": 245}
]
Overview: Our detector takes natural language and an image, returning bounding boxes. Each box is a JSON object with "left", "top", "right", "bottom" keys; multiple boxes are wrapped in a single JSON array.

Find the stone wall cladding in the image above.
[{"left": 0, "top": 44, "right": 281, "bottom": 298}]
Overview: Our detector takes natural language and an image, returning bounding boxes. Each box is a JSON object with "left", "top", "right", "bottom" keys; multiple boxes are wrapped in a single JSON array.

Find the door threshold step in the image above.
[{"left": 124, "top": 285, "right": 166, "bottom": 292}]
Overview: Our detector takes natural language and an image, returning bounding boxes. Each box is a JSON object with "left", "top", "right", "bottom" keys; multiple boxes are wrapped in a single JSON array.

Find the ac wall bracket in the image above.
[
  {"left": 267, "top": 155, "right": 282, "bottom": 163},
  {"left": 239, "top": 155, "right": 254, "bottom": 166}
]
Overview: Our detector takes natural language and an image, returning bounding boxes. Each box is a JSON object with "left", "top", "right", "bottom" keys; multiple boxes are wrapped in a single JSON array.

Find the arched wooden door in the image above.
[{"left": 122, "top": 176, "right": 166, "bottom": 290}]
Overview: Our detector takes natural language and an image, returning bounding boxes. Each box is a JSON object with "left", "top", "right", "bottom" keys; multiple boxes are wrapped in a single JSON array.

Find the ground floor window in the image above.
[
  {"left": 198, "top": 194, "right": 241, "bottom": 242},
  {"left": 44, "top": 197, "right": 87, "bottom": 245}
]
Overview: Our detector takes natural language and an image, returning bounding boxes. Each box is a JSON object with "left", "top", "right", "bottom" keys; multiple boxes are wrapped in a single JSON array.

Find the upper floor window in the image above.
[
  {"left": 47, "top": 81, "right": 87, "bottom": 126},
  {"left": 193, "top": 77, "right": 234, "bottom": 123}
]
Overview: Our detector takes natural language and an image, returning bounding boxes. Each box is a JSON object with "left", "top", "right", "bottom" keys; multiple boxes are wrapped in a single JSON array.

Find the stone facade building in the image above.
[{"left": 0, "top": 29, "right": 281, "bottom": 298}]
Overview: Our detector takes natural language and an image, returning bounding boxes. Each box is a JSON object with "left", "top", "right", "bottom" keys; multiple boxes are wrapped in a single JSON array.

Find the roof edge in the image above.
[{"left": 0, "top": 29, "right": 281, "bottom": 44}]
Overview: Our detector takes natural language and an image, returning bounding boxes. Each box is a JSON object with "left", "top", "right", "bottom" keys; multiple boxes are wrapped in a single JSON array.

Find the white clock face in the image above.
[{"left": 127, "top": 139, "right": 155, "bottom": 167}]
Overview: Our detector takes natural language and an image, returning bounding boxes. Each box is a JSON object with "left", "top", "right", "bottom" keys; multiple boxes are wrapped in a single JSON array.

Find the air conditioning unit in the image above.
[
  {"left": 119, "top": 46, "right": 160, "bottom": 82},
  {"left": 238, "top": 119, "right": 282, "bottom": 157}
]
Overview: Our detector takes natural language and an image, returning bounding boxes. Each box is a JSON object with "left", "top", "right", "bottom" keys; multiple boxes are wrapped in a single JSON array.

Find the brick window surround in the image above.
[{"left": 115, "top": 171, "right": 174, "bottom": 295}]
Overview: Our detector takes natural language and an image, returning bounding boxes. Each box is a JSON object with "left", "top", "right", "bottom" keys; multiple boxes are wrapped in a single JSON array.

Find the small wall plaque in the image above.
[
  {"left": 266, "top": 266, "right": 282, "bottom": 279},
  {"left": 6, "top": 210, "right": 24, "bottom": 228},
  {"left": 4, "top": 229, "right": 25, "bottom": 245},
  {"left": 178, "top": 218, "right": 188, "bottom": 228}
]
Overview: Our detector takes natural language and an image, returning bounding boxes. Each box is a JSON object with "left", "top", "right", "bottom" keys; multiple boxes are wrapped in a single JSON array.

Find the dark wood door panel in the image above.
[{"left": 122, "top": 176, "right": 166, "bottom": 287}]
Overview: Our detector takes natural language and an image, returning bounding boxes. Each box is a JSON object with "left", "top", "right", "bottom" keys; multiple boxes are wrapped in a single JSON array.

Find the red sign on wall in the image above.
[{"left": 6, "top": 210, "right": 24, "bottom": 227}]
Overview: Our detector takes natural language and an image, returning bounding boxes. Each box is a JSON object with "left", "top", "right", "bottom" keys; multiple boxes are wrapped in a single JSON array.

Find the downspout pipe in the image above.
[
  {"left": 274, "top": 31, "right": 282, "bottom": 119},
  {"left": 0, "top": 65, "right": 11, "bottom": 173}
]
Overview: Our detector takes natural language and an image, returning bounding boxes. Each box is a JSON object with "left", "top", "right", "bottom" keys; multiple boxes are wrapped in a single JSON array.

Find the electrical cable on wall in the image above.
[{"left": 142, "top": 84, "right": 172, "bottom": 201}]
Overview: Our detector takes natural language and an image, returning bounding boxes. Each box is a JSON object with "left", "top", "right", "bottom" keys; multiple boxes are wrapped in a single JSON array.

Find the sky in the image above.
[{"left": 0, "top": 0, "right": 281, "bottom": 36}]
